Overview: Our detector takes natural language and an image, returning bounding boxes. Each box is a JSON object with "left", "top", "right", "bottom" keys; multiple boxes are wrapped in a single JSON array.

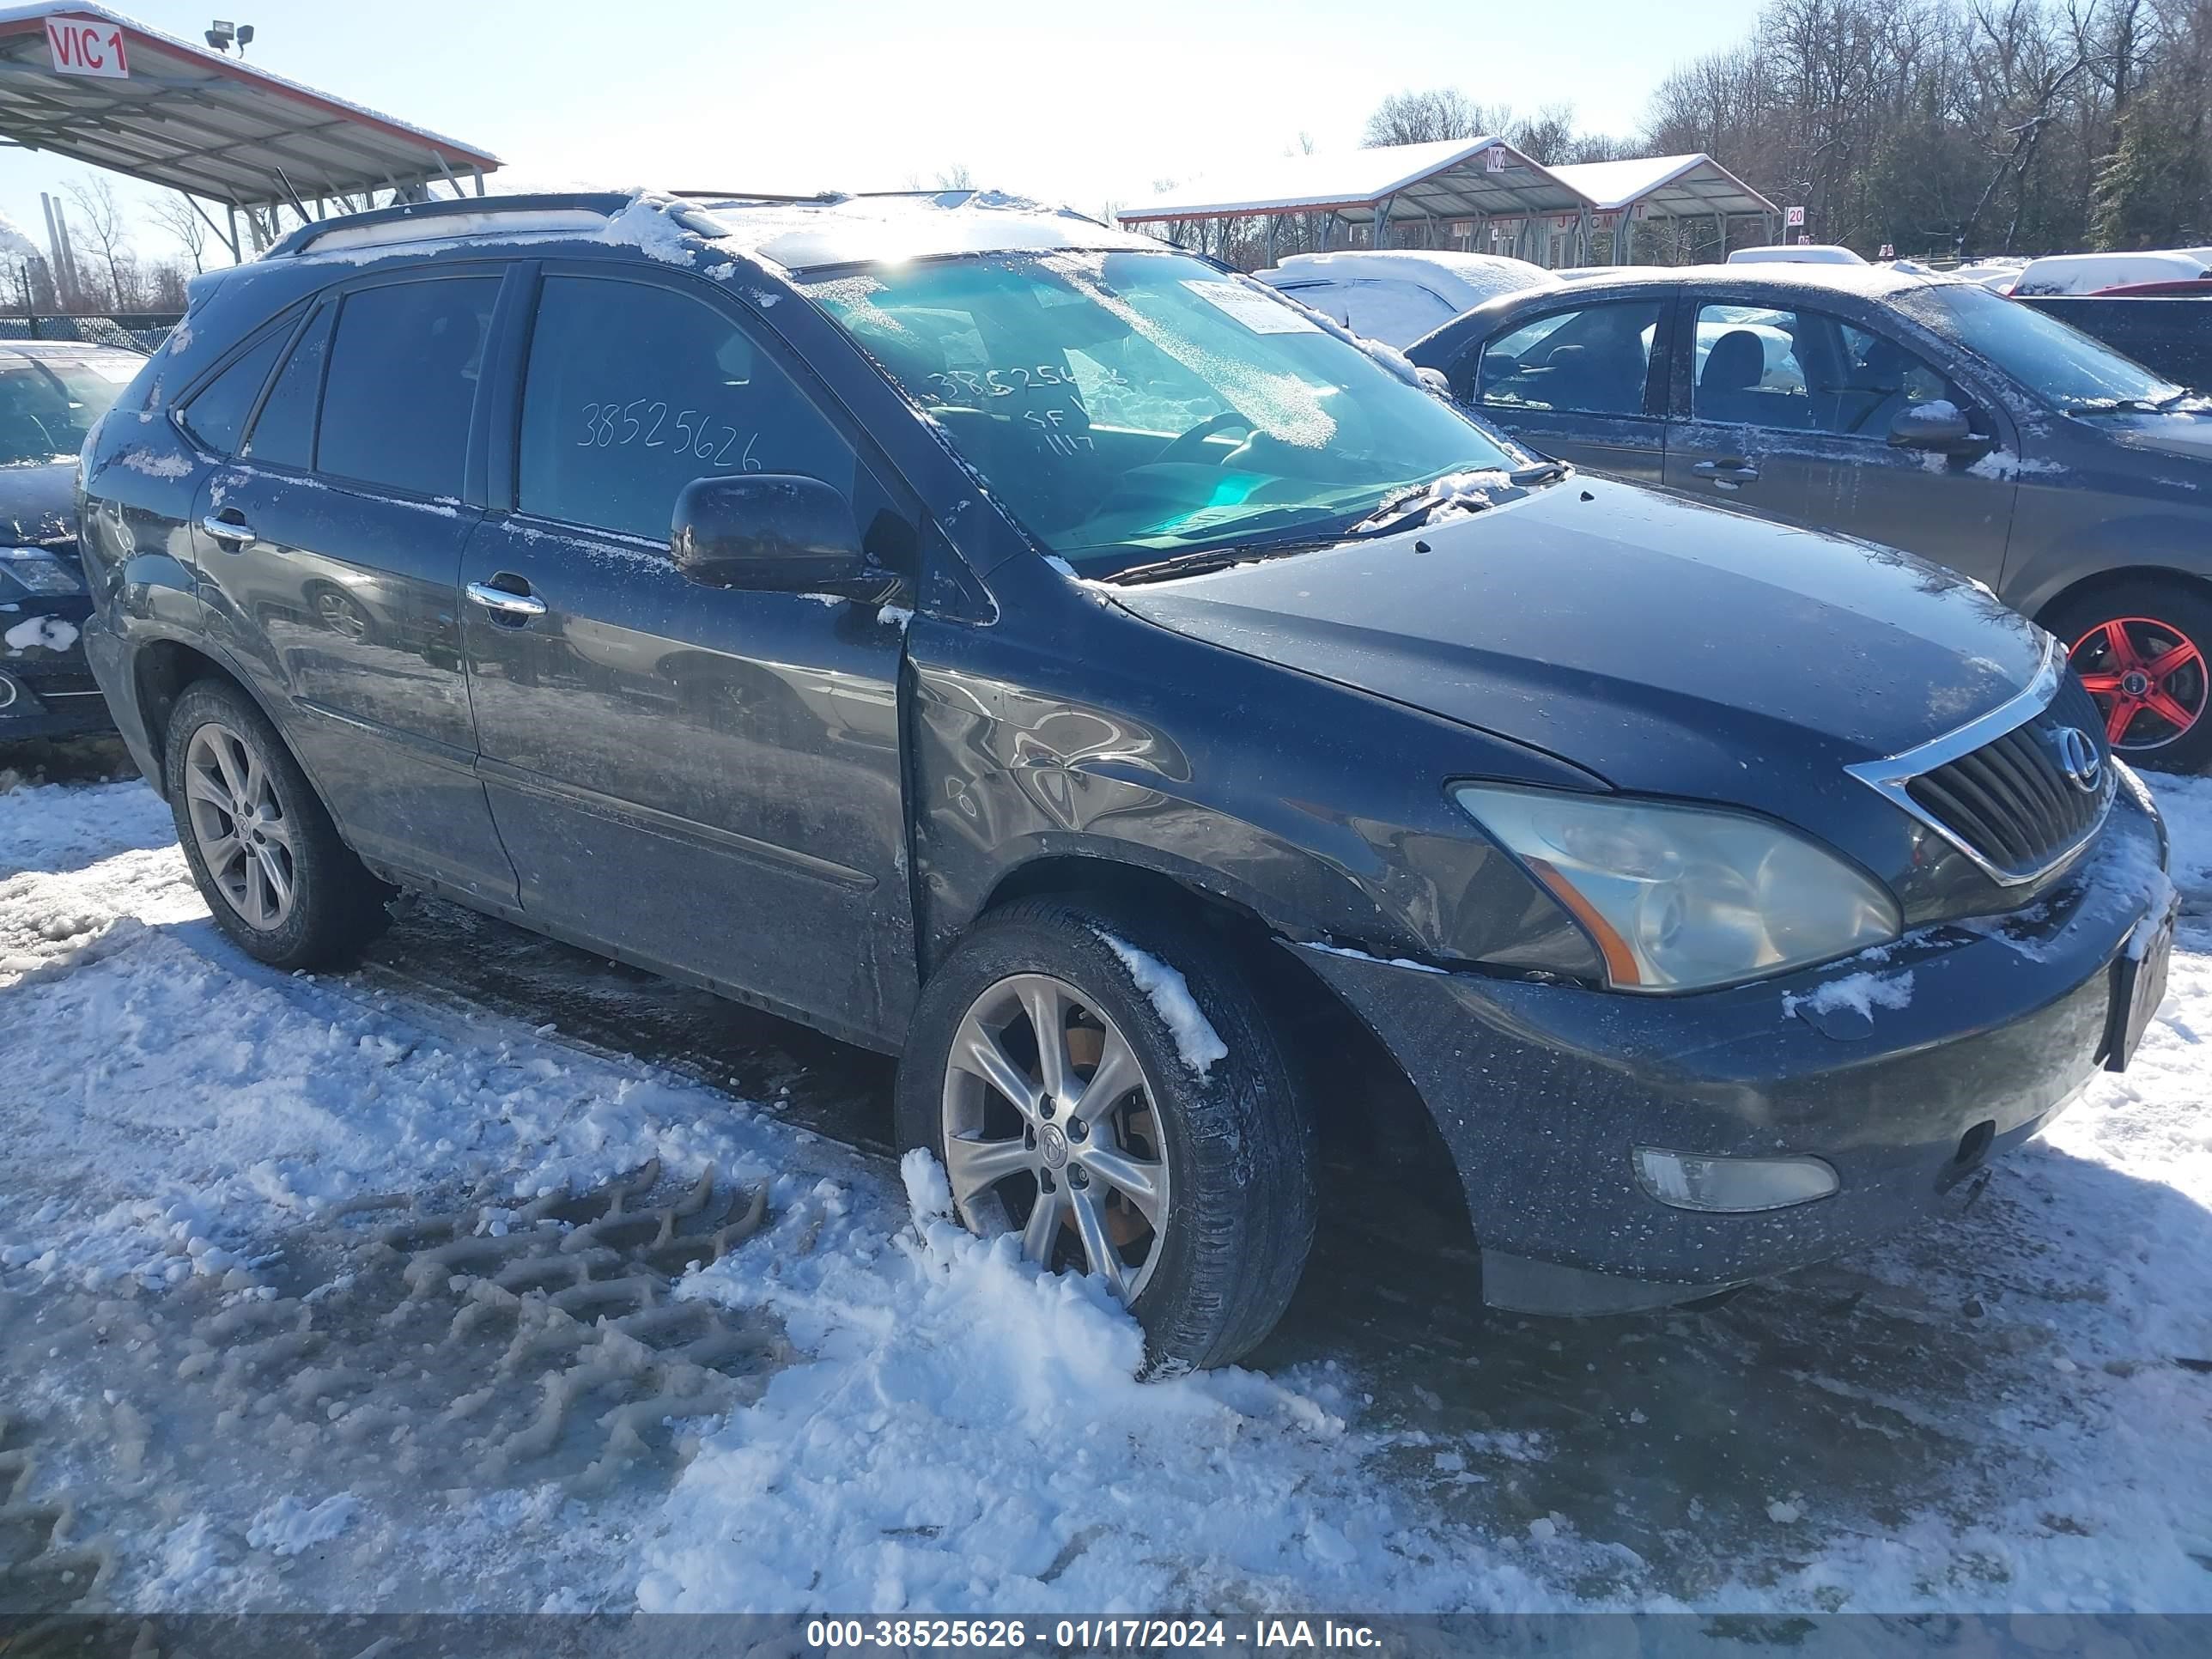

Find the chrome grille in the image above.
[{"left": 1847, "top": 641, "right": 2115, "bottom": 887}]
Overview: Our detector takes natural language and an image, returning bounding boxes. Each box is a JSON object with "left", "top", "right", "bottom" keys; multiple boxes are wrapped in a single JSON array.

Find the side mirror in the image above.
[
  {"left": 1417, "top": 365, "right": 1452, "bottom": 396},
  {"left": 670, "top": 474, "right": 888, "bottom": 597},
  {"left": 1888, "top": 401, "right": 1976, "bottom": 452}
]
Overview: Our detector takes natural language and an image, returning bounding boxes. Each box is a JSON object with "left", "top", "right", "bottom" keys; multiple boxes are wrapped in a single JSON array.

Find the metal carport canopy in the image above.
[
  {"left": 0, "top": 3, "right": 500, "bottom": 214},
  {"left": 1544, "top": 154, "right": 1776, "bottom": 220},
  {"left": 1115, "top": 137, "right": 1588, "bottom": 227}
]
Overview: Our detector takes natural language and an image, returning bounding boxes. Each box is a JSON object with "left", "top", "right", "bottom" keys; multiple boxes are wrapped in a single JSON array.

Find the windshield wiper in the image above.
[
  {"left": 1351, "top": 465, "right": 1549, "bottom": 535},
  {"left": 2070, "top": 395, "right": 2175, "bottom": 415},
  {"left": 1104, "top": 536, "right": 1356, "bottom": 586}
]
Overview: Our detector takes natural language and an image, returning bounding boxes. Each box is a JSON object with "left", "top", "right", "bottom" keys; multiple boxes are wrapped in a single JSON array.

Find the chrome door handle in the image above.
[
  {"left": 465, "top": 580, "right": 547, "bottom": 618},
  {"left": 202, "top": 515, "right": 255, "bottom": 546},
  {"left": 1692, "top": 460, "right": 1760, "bottom": 483}
]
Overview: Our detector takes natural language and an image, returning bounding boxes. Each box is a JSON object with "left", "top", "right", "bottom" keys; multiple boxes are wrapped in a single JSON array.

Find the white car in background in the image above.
[
  {"left": 2010, "top": 249, "right": 2212, "bottom": 297},
  {"left": 1254, "top": 250, "right": 1559, "bottom": 347},
  {"left": 1727, "top": 244, "right": 1868, "bottom": 266}
]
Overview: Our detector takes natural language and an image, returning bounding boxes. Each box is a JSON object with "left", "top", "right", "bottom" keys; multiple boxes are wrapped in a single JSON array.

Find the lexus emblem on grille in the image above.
[{"left": 2052, "top": 726, "right": 2103, "bottom": 793}]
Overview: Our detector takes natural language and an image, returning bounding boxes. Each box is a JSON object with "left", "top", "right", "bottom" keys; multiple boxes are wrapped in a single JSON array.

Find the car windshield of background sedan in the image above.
[
  {"left": 1911, "top": 283, "right": 2203, "bottom": 415},
  {"left": 0, "top": 358, "right": 132, "bottom": 466},
  {"left": 800, "top": 250, "right": 1525, "bottom": 574}
]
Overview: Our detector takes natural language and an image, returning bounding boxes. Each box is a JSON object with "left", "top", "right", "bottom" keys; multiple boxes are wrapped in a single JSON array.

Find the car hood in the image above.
[
  {"left": 1106, "top": 478, "right": 2047, "bottom": 814},
  {"left": 0, "top": 459, "right": 76, "bottom": 545},
  {"left": 2098, "top": 411, "right": 2212, "bottom": 465}
]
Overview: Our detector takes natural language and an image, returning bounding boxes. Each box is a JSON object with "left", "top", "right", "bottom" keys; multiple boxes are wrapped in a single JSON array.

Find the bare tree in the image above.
[
  {"left": 62, "top": 176, "right": 131, "bottom": 307},
  {"left": 933, "top": 163, "right": 975, "bottom": 190},
  {"left": 1362, "top": 88, "right": 1495, "bottom": 146},
  {"left": 149, "top": 191, "right": 212, "bottom": 274}
]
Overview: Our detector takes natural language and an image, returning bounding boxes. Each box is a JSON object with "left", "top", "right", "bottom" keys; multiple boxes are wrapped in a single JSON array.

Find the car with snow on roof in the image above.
[
  {"left": 76, "top": 188, "right": 2173, "bottom": 1367},
  {"left": 1408, "top": 261, "right": 2212, "bottom": 770}
]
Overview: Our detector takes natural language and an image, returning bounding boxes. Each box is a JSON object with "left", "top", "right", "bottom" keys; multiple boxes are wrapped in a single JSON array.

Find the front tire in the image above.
[
  {"left": 896, "top": 896, "right": 1316, "bottom": 1370},
  {"left": 164, "top": 678, "right": 393, "bottom": 969},
  {"left": 2045, "top": 580, "right": 2212, "bottom": 773}
]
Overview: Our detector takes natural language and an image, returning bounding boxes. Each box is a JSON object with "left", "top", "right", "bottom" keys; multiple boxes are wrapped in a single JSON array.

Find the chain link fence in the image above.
[{"left": 0, "top": 313, "right": 183, "bottom": 353}]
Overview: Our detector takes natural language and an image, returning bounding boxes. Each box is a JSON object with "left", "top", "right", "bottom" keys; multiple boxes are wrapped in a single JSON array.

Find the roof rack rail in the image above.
[
  {"left": 669, "top": 189, "right": 846, "bottom": 204},
  {"left": 268, "top": 191, "right": 638, "bottom": 258}
]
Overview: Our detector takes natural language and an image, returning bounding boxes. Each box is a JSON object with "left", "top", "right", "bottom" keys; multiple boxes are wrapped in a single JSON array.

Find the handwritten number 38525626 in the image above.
[{"left": 577, "top": 400, "right": 760, "bottom": 471}]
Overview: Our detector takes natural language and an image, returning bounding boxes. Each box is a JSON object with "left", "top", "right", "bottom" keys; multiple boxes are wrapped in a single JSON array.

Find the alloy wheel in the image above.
[
  {"left": 2071, "top": 617, "right": 2208, "bottom": 751},
  {"left": 939, "top": 972, "right": 1170, "bottom": 1304},
  {"left": 182, "top": 720, "right": 298, "bottom": 930}
]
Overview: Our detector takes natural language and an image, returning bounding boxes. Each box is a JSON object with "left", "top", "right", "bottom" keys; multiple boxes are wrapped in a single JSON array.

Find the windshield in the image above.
[
  {"left": 799, "top": 250, "right": 1527, "bottom": 573},
  {"left": 1913, "top": 284, "right": 2191, "bottom": 412},
  {"left": 0, "top": 357, "right": 133, "bottom": 466}
]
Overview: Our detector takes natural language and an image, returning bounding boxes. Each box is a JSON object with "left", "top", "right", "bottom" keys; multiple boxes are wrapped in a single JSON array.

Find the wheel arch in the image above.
[
  {"left": 966, "top": 851, "right": 1475, "bottom": 1231},
  {"left": 130, "top": 635, "right": 300, "bottom": 801},
  {"left": 2032, "top": 563, "right": 2212, "bottom": 636}
]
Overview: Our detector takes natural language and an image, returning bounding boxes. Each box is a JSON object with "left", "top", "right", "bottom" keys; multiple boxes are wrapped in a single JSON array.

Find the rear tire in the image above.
[
  {"left": 2044, "top": 580, "right": 2212, "bottom": 774},
  {"left": 164, "top": 678, "right": 393, "bottom": 969},
  {"left": 896, "top": 896, "right": 1316, "bottom": 1371}
]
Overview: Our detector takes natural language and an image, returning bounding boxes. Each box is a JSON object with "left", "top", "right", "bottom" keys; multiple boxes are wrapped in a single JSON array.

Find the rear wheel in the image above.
[
  {"left": 164, "top": 678, "right": 393, "bottom": 969},
  {"left": 2045, "top": 580, "right": 2212, "bottom": 774},
  {"left": 896, "top": 896, "right": 1316, "bottom": 1371}
]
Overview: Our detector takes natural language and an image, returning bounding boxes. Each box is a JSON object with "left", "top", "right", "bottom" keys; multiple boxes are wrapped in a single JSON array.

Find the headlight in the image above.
[
  {"left": 0, "top": 546, "right": 83, "bottom": 596},
  {"left": 1452, "top": 783, "right": 1899, "bottom": 993}
]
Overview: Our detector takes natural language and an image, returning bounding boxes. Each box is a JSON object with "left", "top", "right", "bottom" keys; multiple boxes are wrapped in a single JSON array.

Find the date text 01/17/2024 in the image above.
[{"left": 800, "top": 1618, "right": 1386, "bottom": 1650}]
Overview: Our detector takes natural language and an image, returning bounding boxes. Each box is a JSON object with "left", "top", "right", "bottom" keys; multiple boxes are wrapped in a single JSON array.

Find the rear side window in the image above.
[
  {"left": 515, "top": 274, "right": 851, "bottom": 542},
  {"left": 179, "top": 326, "right": 287, "bottom": 453},
  {"left": 1692, "top": 304, "right": 1966, "bottom": 436},
  {"left": 317, "top": 277, "right": 498, "bottom": 497},
  {"left": 241, "top": 305, "right": 333, "bottom": 470},
  {"left": 1474, "top": 300, "right": 1665, "bottom": 417}
]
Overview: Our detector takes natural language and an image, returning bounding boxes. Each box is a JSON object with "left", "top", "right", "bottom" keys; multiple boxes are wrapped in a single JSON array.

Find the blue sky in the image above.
[{"left": 1, "top": 0, "right": 1767, "bottom": 270}]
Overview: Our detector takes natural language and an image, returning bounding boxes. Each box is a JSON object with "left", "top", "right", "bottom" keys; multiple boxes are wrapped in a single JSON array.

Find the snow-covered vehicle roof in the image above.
[
  {"left": 262, "top": 188, "right": 1159, "bottom": 276},
  {"left": 1252, "top": 250, "right": 1560, "bottom": 347},
  {"left": 1727, "top": 244, "right": 1869, "bottom": 266},
  {"left": 2011, "top": 250, "right": 2212, "bottom": 297}
]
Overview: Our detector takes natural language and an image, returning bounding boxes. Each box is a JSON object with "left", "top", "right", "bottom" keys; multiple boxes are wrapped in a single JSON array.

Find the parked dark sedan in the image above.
[
  {"left": 0, "top": 340, "right": 141, "bottom": 740},
  {"left": 1407, "top": 266, "right": 2212, "bottom": 769},
  {"left": 79, "top": 192, "right": 2172, "bottom": 1368}
]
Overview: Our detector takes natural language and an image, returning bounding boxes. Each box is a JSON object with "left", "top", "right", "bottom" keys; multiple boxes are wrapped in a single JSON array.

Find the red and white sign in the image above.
[
  {"left": 46, "top": 15, "right": 129, "bottom": 78},
  {"left": 1784, "top": 205, "right": 1806, "bottom": 228},
  {"left": 1879, "top": 243, "right": 1896, "bottom": 259}
]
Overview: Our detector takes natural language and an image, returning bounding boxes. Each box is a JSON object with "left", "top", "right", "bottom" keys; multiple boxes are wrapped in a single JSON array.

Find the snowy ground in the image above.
[{"left": 1, "top": 744, "right": 2208, "bottom": 1617}]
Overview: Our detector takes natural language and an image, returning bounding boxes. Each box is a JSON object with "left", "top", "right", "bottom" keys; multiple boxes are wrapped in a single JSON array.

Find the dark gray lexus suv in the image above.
[
  {"left": 77, "top": 191, "right": 2173, "bottom": 1368},
  {"left": 1407, "top": 265, "right": 2212, "bottom": 769}
]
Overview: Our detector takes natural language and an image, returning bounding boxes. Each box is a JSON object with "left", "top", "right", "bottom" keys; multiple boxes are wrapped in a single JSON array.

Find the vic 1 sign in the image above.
[{"left": 46, "top": 15, "right": 130, "bottom": 78}]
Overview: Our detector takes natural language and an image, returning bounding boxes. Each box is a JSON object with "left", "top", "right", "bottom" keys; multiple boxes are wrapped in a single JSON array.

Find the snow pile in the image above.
[
  {"left": 1093, "top": 929, "right": 1229, "bottom": 1076},
  {"left": 246, "top": 1494, "right": 361, "bottom": 1558},
  {"left": 637, "top": 1149, "right": 1595, "bottom": 1613}
]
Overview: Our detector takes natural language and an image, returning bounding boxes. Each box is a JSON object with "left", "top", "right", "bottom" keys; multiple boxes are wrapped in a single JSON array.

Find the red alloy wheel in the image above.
[{"left": 2070, "top": 617, "right": 2209, "bottom": 750}]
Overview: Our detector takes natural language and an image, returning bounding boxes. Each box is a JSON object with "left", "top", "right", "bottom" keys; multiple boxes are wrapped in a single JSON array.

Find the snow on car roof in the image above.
[
  {"left": 1255, "top": 250, "right": 1559, "bottom": 312},
  {"left": 2013, "top": 250, "right": 2212, "bottom": 296},
  {"left": 692, "top": 190, "right": 1159, "bottom": 272},
  {"left": 270, "top": 188, "right": 1164, "bottom": 276},
  {"left": 1543, "top": 261, "right": 1945, "bottom": 299}
]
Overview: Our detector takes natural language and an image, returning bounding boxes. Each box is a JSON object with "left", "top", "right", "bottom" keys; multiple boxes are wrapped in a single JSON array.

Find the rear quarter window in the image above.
[
  {"left": 316, "top": 277, "right": 500, "bottom": 497},
  {"left": 178, "top": 326, "right": 288, "bottom": 454}
]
